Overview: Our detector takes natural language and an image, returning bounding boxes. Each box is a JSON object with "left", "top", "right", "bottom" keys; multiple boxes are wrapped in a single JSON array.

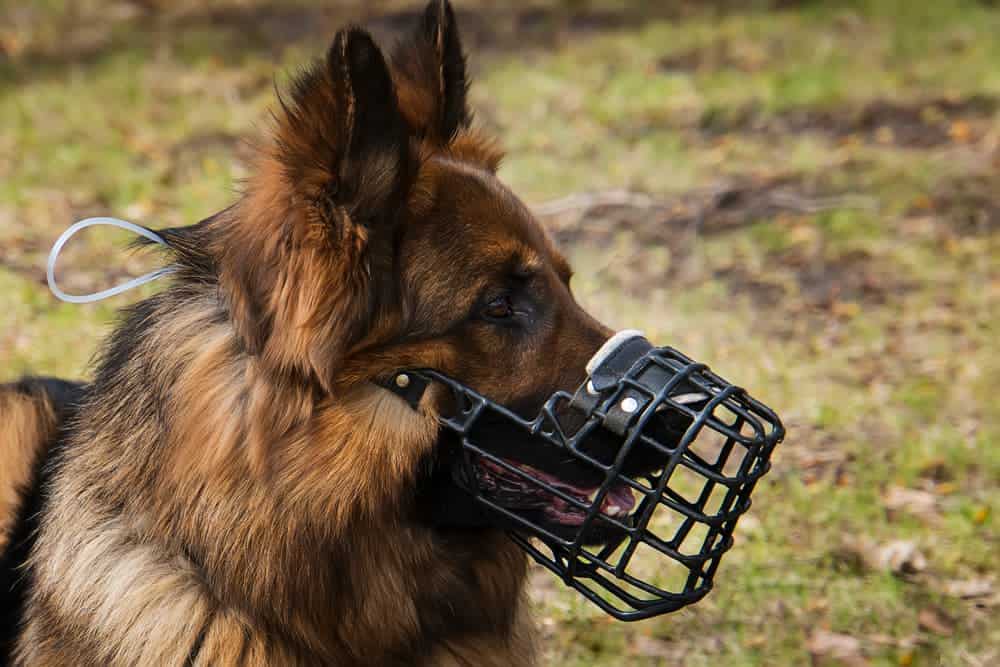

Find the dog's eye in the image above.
[{"left": 482, "top": 295, "right": 514, "bottom": 320}]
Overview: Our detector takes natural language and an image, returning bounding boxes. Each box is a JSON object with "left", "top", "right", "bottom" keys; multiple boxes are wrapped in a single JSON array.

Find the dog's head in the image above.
[{"left": 198, "top": 1, "right": 644, "bottom": 536}]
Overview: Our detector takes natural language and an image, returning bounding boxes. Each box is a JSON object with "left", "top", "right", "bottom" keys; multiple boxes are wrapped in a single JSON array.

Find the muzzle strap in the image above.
[
  {"left": 569, "top": 331, "right": 652, "bottom": 433},
  {"left": 379, "top": 371, "right": 430, "bottom": 410},
  {"left": 570, "top": 331, "right": 710, "bottom": 437},
  {"left": 585, "top": 329, "right": 650, "bottom": 389}
]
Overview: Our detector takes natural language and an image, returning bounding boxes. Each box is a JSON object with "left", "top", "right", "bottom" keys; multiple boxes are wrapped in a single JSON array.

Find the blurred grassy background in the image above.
[{"left": 1, "top": 1, "right": 997, "bottom": 665}]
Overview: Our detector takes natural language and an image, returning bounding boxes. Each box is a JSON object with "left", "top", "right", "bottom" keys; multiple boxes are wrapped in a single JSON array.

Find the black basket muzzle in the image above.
[{"left": 383, "top": 331, "right": 784, "bottom": 621}]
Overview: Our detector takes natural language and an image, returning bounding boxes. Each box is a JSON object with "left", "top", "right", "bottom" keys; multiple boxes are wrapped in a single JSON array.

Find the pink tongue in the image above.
[
  {"left": 488, "top": 458, "right": 637, "bottom": 518},
  {"left": 601, "top": 483, "right": 637, "bottom": 515}
]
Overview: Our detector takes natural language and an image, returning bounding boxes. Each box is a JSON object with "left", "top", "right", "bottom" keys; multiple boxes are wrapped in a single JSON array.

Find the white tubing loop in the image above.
[{"left": 46, "top": 217, "right": 175, "bottom": 304}]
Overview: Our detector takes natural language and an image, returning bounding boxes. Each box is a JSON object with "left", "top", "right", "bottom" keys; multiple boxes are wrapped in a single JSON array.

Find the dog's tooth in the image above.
[{"left": 606, "top": 504, "right": 622, "bottom": 516}]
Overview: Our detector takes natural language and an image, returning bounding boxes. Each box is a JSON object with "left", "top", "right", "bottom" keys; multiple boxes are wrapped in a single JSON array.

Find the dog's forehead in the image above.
[{"left": 415, "top": 156, "right": 571, "bottom": 279}]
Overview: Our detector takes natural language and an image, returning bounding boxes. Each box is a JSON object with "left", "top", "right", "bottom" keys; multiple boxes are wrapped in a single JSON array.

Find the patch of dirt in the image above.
[
  {"left": 714, "top": 247, "right": 907, "bottom": 311},
  {"left": 537, "top": 176, "right": 911, "bottom": 321},
  {"left": 912, "top": 170, "right": 1000, "bottom": 236},
  {"left": 776, "top": 423, "right": 854, "bottom": 485},
  {"left": 541, "top": 175, "right": 873, "bottom": 247},
  {"left": 658, "top": 38, "right": 789, "bottom": 74},
  {"left": 169, "top": 130, "right": 247, "bottom": 157},
  {"left": 166, "top": 130, "right": 255, "bottom": 181},
  {"left": 540, "top": 178, "right": 802, "bottom": 298},
  {"left": 699, "top": 96, "right": 999, "bottom": 149}
]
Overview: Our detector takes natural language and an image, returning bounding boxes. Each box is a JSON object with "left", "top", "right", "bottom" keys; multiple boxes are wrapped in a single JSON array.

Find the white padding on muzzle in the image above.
[{"left": 585, "top": 329, "right": 646, "bottom": 375}]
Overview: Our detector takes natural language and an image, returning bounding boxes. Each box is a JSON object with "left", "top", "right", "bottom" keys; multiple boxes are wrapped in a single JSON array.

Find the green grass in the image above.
[{"left": 2, "top": 1, "right": 998, "bottom": 665}]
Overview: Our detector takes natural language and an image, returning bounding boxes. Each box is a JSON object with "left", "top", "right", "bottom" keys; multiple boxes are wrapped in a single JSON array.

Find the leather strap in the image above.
[
  {"left": 377, "top": 372, "right": 430, "bottom": 410},
  {"left": 569, "top": 334, "right": 707, "bottom": 436},
  {"left": 569, "top": 334, "right": 654, "bottom": 435}
]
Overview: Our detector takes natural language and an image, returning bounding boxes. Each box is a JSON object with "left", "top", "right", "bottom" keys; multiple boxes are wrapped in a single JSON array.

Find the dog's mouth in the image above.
[
  {"left": 443, "top": 397, "right": 702, "bottom": 542},
  {"left": 419, "top": 338, "right": 716, "bottom": 543},
  {"left": 472, "top": 456, "right": 636, "bottom": 531}
]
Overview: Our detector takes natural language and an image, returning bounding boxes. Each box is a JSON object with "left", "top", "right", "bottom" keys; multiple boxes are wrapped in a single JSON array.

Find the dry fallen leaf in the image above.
[
  {"left": 806, "top": 597, "right": 830, "bottom": 614},
  {"left": 917, "top": 607, "right": 954, "bottom": 636},
  {"left": 949, "top": 120, "right": 972, "bottom": 143},
  {"left": 832, "top": 300, "right": 861, "bottom": 319},
  {"left": 874, "top": 540, "right": 927, "bottom": 576},
  {"left": 971, "top": 505, "right": 990, "bottom": 525},
  {"left": 934, "top": 481, "right": 958, "bottom": 495},
  {"left": 875, "top": 126, "right": 895, "bottom": 144},
  {"left": 882, "top": 485, "right": 940, "bottom": 521},
  {"left": 807, "top": 630, "right": 870, "bottom": 667},
  {"left": 629, "top": 634, "right": 676, "bottom": 659},
  {"left": 942, "top": 577, "right": 995, "bottom": 600},
  {"left": 829, "top": 538, "right": 871, "bottom": 574},
  {"left": 836, "top": 537, "right": 928, "bottom": 576},
  {"left": 935, "top": 577, "right": 1000, "bottom": 608}
]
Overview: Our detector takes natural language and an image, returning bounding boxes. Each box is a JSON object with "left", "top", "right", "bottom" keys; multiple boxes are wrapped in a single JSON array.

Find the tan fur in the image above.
[
  {"left": 443, "top": 128, "right": 505, "bottom": 172},
  {"left": 0, "top": 390, "right": 55, "bottom": 549}
]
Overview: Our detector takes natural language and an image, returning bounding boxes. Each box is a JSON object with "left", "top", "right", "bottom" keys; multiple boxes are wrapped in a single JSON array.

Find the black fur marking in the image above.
[{"left": 184, "top": 609, "right": 213, "bottom": 667}]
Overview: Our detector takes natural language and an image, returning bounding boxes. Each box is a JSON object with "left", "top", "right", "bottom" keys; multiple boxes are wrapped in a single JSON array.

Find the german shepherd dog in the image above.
[{"left": 0, "top": 3, "right": 628, "bottom": 664}]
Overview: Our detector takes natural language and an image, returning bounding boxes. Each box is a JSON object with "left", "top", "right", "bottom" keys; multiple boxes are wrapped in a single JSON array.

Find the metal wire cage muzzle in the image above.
[{"left": 392, "top": 339, "right": 784, "bottom": 621}]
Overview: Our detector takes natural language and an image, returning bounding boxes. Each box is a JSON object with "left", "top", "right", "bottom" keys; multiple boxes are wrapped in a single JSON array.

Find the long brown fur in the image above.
[{"left": 3, "top": 3, "right": 613, "bottom": 665}]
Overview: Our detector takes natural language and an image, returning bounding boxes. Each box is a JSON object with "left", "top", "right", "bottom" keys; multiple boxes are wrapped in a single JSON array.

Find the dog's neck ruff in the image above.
[{"left": 47, "top": 217, "right": 175, "bottom": 303}]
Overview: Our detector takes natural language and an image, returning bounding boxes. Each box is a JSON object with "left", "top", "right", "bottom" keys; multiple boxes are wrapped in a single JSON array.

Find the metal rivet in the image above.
[
  {"left": 395, "top": 374, "right": 410, "bottom": 389},
  {"left": 586, "top": 380, "right": 598, "bottom": 396},
  {"left": 620, "top": 397, "right": 639, "bottom": 413}
]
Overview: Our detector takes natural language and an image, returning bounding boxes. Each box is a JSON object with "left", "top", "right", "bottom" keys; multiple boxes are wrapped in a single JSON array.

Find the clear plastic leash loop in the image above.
[{"left": 47, "top": 217, "right": 175, "bottom": 304}]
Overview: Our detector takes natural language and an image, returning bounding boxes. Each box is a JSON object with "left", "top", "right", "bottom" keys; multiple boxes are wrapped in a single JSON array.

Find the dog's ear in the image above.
[
  {"left": 219, "top": 28, "right": 412, "bottom": 391},
  {"left": 277, "top": 26, "right": 413, "bottom": 231},
  {"left": 392, "top": 0, "right": 470, "bottom": 143}
]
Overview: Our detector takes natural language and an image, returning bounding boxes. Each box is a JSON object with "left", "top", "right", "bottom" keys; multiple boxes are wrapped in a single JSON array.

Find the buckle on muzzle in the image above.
[{"left": 381, "top": 332, "right": 784, "bottom": 621}]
